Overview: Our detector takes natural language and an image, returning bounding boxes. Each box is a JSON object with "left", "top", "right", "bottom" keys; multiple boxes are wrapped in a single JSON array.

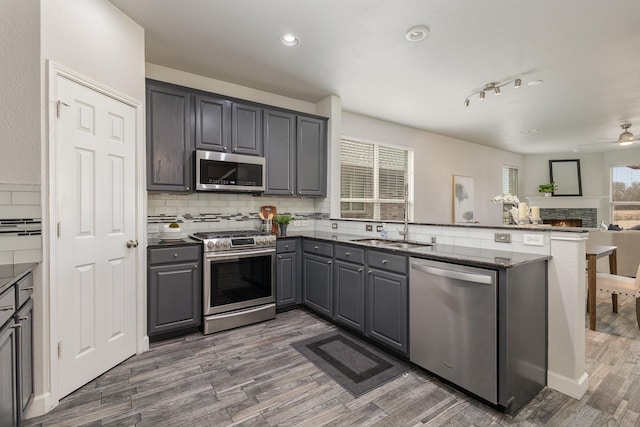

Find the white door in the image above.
[{"left": 55, "top": 75, "right": 137, "bottom": 398}]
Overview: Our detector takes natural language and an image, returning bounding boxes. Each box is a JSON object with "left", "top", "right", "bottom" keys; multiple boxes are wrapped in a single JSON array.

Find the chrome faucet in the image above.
[{"left": 397, "top": 182, "right": 409, "bottom": 241}]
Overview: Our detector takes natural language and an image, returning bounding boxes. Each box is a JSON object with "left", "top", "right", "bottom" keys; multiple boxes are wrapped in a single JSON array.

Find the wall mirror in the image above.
[{"left": 549, "top": 159, "right": 582, "bottom": 196}]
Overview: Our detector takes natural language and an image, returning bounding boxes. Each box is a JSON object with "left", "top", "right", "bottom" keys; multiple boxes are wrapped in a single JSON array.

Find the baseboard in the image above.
[
  {"left": 24, "top": 391, "right": 54, "bottom": 419},
  {"left": 547, "top": 371, "right": 589, "bottom": 400}
]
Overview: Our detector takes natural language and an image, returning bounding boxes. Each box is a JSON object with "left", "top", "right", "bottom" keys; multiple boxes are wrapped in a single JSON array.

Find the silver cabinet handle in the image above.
[
  {"left": 194, "top": 264, "right": 198, "bottom": 269},
  {"left": 19, "top": 316, "right": 28, "bottom": 321},
  {"left": 382, "top": 260, "right": 388, "bottom": 264},
  {"left": 126, "top": 240, "right": 139, "bottom": 248},
  {"left": 327, "top": 260, "right": 332, "bottom": 264},
  {"left": 186, "top": 186, "right": 190, "bottom": 190},
  {"left": 223, "top": 147, "right": 227, "bottom": 151},
  {"left": 314, "top": 246, "right": 319, "bottom": 250},
  {"left": 284, "top": 245, "right": 289, "bottom": 249},
  {"left": 0, "top": 305, "right": 14, "bottom": 311},
  {"left": 21, "top": 287, "right": 34, "bottom": 291},
  {"left": 278, "top": 255, "right": 282, "bottom": 259},
  {"left": 10, "top": 324, "right": 21, "bottom": 329},
  {"left": 174, "top": 253, "right": 179, "bottom": 257},
  {"left": 345, "top": 252, "right": 351, "bottom": 256},
  {"left": 358, "top": 268, "right": 363, "bottom": 272},
  {"left": 368, "top": 271, "right": 372, "bottom": 275}
]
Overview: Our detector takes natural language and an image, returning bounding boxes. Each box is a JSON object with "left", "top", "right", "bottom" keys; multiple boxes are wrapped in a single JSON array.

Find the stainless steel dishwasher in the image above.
[{"left": 410, "top": 258, "right": 498, "bottom": 404}]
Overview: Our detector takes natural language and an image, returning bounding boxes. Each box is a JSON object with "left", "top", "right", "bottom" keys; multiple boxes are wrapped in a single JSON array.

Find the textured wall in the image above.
[{"left": 0, "top": 1, "right": 41, "bottom": 184}]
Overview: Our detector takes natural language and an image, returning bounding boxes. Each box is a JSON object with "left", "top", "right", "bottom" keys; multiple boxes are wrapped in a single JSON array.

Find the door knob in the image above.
[{"left": 126, "top": 240, "right": 139, "bottom": 248}]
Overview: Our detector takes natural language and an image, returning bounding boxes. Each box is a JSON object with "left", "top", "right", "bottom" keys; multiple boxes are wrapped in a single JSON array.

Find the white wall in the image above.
[
  {"left": 341, "top": 112, "right": 524, "bottom": 225},
  {"left": 0, "top": 1, "right": 41, "bottom": 184}
]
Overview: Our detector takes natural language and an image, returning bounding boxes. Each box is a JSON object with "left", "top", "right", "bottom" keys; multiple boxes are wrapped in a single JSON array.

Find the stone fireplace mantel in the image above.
[{"left": 526, "top": 196, "right": 605, "bottom": 209}]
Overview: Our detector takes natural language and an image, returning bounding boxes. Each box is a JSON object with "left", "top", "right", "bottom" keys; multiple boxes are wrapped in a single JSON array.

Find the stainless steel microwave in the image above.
[{"left": 195, "top": 150, "right": 266, "bottom": 192}]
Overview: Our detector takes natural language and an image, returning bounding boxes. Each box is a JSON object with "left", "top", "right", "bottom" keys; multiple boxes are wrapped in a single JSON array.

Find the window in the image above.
[
  {"left": 611, "top": 165, "right": 640, "bottom": 228},
  {"left": 340, "top": 138, "right": 413, "bottom": 221},
  {"left": 502, "top": 165, "right": 518, "bottom": 196}
]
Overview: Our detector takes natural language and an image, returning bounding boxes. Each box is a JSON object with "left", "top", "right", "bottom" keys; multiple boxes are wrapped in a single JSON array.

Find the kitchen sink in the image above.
[
  {"left": 384, "top": 242, "right": 432, "bottom": 249},
  {"left": 351, "top": 239, "right": 432, "bottom": 249}
]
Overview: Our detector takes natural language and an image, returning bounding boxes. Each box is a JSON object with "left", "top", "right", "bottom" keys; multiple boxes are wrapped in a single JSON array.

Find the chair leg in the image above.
[
  {"left": 612, "top": 293, "right": 618, "bottom": 313},
  {"left": 636, "top": 298, "right": 640, "bottom": 330}
]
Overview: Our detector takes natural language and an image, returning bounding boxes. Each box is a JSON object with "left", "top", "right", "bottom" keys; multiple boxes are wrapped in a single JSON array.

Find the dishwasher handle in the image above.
[{"left": 411, "top": 263, "right": 494, "bottom": 285}]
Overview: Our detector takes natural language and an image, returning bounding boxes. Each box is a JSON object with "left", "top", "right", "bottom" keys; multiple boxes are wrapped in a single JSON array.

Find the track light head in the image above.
[
  {"left": 464, "top": 99, "right": 470, "bottom": 107},
  {"left": 479, "top": 91, "right": 485, "bottom": 100},
  {"left": 514, "top": 78, "right": 521, "bottom": 88},
  {"left": 494, "top": 86, "right": 501, "bottom": 95}
]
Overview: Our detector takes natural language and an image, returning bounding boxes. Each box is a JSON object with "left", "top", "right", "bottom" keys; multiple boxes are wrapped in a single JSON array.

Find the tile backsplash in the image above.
[
  {"left": 147, "top": 193, "right": 320, "bottom": 236},
  {"left": 0, "top": 184, "right": 42, "bottom": 264}
]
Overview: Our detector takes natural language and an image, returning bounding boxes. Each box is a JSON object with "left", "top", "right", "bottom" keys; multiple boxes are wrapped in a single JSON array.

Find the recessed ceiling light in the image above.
[
  {"left": 281, "top": 33, "right": 299, "bottom": 47},
  {"left": 405, "top": 25, "right": 430, "bottom": 42},
  {"left": 528, "top": 80, "right": 544, "bottom": 87}
]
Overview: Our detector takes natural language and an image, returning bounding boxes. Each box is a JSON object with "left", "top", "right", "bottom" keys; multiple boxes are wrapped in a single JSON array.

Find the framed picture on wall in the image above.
[
  {"left": 452, "top": 175, "right": 475, "bottom": 223},
  {"left": 549, "top": 159, "right": 582, "bottom": 196}
]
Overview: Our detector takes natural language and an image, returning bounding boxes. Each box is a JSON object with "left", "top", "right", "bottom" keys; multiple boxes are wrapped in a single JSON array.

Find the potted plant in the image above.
[
  {"left": 274, "top": 214, "right": 292, "bottom": 236},
  {"left": 538, "top": 182, "right": 557, "bottom": 197}
]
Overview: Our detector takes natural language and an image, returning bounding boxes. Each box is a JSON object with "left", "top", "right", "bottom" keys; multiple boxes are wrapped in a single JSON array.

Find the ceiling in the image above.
[{"left": 109, "top": 0, "right": 640, "bottom": 154}]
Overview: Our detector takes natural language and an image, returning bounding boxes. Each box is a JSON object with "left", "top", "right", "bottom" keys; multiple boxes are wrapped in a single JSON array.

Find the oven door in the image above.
[{"left": 203, "top": 248, "right": 275, "bottom": 315}]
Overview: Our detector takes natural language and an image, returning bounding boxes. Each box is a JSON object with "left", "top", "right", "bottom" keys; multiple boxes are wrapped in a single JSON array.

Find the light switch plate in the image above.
[
  {"left": 523, "top": 233, "right": 544, "bottom": 246},
  {"left": 494, "top": 233, "right": 511, "bottom": 243},
  {"left": 366, "top": 225, "right": 373, "bottom": 231},
  {"left": 331, "top": 222, "right": 338, "bottom": 229}
]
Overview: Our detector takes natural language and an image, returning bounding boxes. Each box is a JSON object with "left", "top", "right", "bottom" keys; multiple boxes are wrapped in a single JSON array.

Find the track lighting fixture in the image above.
[{"left": 464, "top": 77, "right": 522, "bottom": 107}]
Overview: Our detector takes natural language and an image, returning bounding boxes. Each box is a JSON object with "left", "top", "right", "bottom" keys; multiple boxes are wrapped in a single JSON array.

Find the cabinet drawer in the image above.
[
  {"left": 334, "top": 244, "right": 364, "bottom": 264},
  {"left": 0, "top": 285, "right": 16, "bottom": 327},
  {"left": 367, "top": 250, "right": 407, "bottom": 274},
  {"left": 303, "top": 240, "right": 333, "bottom": 257},
  {"left": 16, "top": 273, "right": 33, "bottom": 309},
  {"left": 149, "top": 246, "right": 200, "bottom": 265},
  {"left": 277, "top": 239, "right": 298, "bottom": 253}
]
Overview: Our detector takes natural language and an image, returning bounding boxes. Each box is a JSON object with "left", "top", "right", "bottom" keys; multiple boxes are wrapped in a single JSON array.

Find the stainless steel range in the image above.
[{"left": 191, "top": 230, "right": 277, "bottom": 334}]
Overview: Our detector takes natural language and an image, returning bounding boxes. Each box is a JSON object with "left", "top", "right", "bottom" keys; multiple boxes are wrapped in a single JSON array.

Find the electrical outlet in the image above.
[
  {"left": 366, "top": 225, "right": 373, "bottom": 231},
  {"left": 376, "top": 225, "right": 384, "bottom": 232},
  {"left": 302, "top": 220, "right": 309, "bottom": 226},
  {"left": 494, "top": 233, "right": 511, "bottom": 243},
  {"left": 331, "top": 222, "right": 338, "bottom": 229},
  {"left": 523, "top": 233, "right": 544, "bottom": 246}
]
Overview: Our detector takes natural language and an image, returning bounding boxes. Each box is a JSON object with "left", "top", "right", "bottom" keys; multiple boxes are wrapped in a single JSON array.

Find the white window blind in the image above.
[
  {"left": 611, "top": 165, "right": 640, "bottom": 228},
  {"left": 340, "top": 138, "right": 413, "bottom": 221},
  {"left": 502, "top": 166, "right": 518, "bottom": 195}
]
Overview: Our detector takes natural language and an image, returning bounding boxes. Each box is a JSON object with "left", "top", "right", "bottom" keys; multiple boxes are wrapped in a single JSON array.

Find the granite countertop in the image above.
[
  {"left": 0, "top": 262, "right": 38, "bottom": 294},
  {"left": 277, "top": 231, "right": 551, "bottom": 268},
  {"left": 147, "top": 237, "right": 201, "bottom": 248}
]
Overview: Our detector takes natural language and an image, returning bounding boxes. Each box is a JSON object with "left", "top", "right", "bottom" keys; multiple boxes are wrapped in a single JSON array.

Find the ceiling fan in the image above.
[{"left": 573, "top": 123, "right": 640, "bottom": 152}]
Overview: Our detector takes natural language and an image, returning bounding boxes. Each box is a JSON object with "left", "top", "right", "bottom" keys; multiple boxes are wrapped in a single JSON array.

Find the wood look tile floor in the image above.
[{"left": 26, "top": 292, "right": 640, "bottom": 427}]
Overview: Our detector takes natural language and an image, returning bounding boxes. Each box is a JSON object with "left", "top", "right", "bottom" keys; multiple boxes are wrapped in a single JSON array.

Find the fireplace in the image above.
[{"left": 543, "top": 218, "right": 583, "bottom": 227}]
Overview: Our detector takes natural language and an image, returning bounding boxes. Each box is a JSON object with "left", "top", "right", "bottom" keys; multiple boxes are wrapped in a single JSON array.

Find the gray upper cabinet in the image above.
[
  {"left": 264, "top": 110, "right": 327, "bottom": 197},
  {"left": 146, "top": 81, "right": 193, "bottom": 193},
  {"left": 194, "top": 94, "right": 231, "bottom": 152},
  {"left": 264, "top": 109, "right": 296, "bottom": 195},
  {"left": 296, "top": 116, "right": 327, "bottom": 197},
  {"left": 232, "top": 103, "right": 262, "bottom": 155}
]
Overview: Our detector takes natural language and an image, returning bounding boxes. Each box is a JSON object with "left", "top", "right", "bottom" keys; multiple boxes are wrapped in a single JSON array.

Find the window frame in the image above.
[
  {"left": 610, "top": 165, "right": 640, "bottom": 226},
  {"left": 339, "top": 136, "right": 414, "bottom": 222}
]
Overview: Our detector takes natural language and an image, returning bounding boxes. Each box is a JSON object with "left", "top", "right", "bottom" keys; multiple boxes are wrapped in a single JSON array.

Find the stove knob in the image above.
[
  {"left": 215, "top": 241, "right": 223, "bottom": 248},
  {"left": 270, "top": 236, "right": 276, "bottom": 244},
  {"left": 223, "top": 241, "right": 231, "bottom": 247},
  {"left": 256, "top": 237, "right": 264, "bottom": 245},
  {"left": 207, "top": 241, "right": 215, "bottom": 250}
]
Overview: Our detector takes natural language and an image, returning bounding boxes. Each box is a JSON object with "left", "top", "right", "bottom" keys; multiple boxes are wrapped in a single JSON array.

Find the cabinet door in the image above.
[
  {"left": 146, "top": 82, "right": 193, "bottom": 192},
  {"left": 334, "top": 260, "right": 365, "bottom": 333},
  {"left": 0, "top": 325, "right": 17, "bottom": 427},
  {"left": 232, "top": 103, "right": 262, "bottom": 155},
  {"left": 194, "top": 94, "right": 231, "bottom": 152},
  {"left": 148, "top": 262, "right": 202, "bottom": 336},
  {"left": 15, "top": 300, "right": 33, "bottom": 424},
  {"left": 366, "top": 269, "right": 408, "bottom": 354},
  {"left": 263, "top": 109, "right": 296, "bottom": 195},
  {"left": 302, "top": 253, "right": 333, "bottom": 317},
  {"left": 276, "top": 252, "right": 298, "bottom": 307},
  {"left": 296, "top": 116, "right": 327, "bottom": 197}
]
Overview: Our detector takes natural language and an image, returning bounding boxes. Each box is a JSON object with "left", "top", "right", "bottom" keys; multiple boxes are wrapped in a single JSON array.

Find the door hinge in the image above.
[
  {"left": 58, "top": 341, "right": 62, "bottom": 358},
  {"left": 56, "top": 100, "right": 69, "bottom": 118},
  {"left": 57, "top": 221, "right": 61, "bottom": 237}
]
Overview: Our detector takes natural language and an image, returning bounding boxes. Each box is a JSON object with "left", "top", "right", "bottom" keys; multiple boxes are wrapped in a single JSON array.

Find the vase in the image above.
[
  {"left": 503, "top": 203, "right": 515, "bottom": 225},
  {"left": 544, "top": 192, "right": 551, "bottom": 198},
  {"left": 279, "top": 224, "right": 288, "bottom": 236}
]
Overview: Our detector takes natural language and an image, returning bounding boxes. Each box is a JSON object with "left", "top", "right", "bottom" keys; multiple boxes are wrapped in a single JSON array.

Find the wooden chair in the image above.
[{"left": 595, "top": 264, "right": 640, "bottom": 330}]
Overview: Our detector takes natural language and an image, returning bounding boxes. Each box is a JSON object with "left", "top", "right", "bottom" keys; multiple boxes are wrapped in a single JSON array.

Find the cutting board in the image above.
[{"left": 260, "top": 205, "right": 278, "bottom": 234}]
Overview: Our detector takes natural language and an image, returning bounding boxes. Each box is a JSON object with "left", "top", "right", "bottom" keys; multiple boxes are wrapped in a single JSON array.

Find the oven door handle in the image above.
[{"left": 205, "top": 248, "right": 275, "bottom": 260}]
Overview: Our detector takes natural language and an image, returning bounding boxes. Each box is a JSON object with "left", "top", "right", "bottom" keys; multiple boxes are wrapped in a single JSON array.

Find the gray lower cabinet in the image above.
[
  {"left": 302, "top": 252, "right": 333, "bottom": 317},
  {"left": 147, "top": 246, "right": 202, "bottom": 337},
  {"left": 276, "top": 239, "right": 300, "bottom": 308},
  {"left": 333, "top": 260, "right": 365, "bottom": 333},
  {"left": 146, "top": 80, "right": 193, "bottom": 193},
  {"left": 366, "top": 267, "right": 408, "bottom": 354},
  {"left": 0, "top": 322, "right": 17, "bottom": 427},
  {"left": 0, "top": 270, "right": 34, "bottom": 427}
]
